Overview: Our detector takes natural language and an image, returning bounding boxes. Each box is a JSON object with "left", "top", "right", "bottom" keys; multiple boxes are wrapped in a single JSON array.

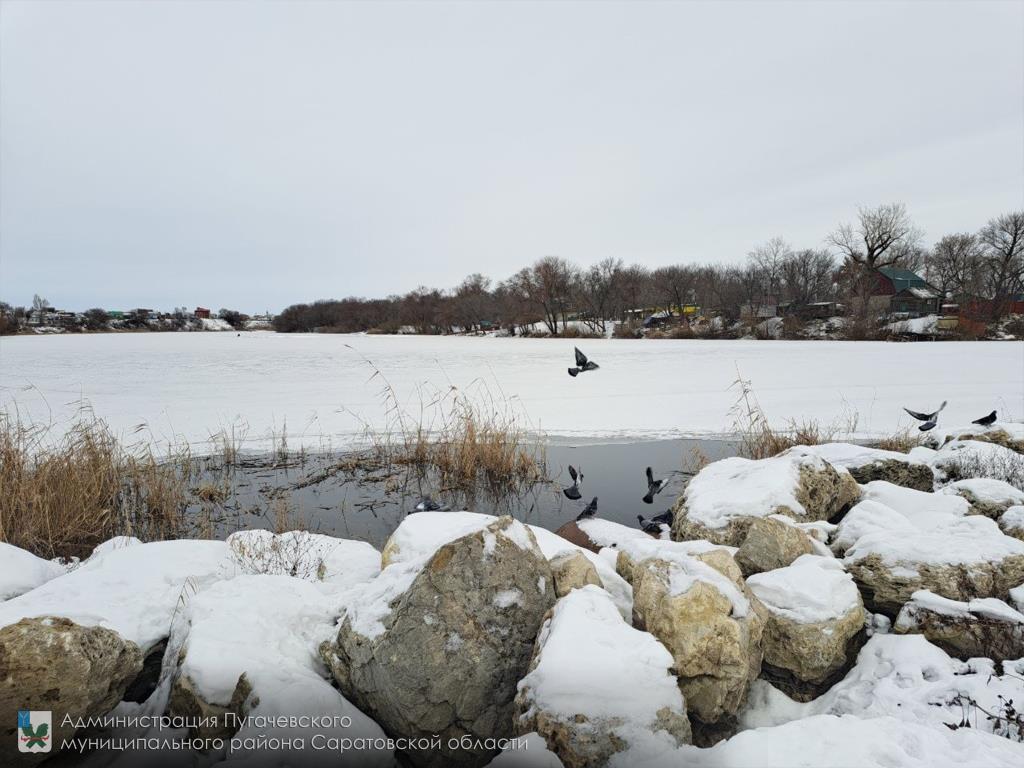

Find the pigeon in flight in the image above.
[
  {"left": 412, "top": 496, "right": 449, "bottom": 513},
  {"left": 903, "top": 400, "right": 947, "bottom": 432},
  {"left": 972, "top": 410, "right": 997, "bottom": 427},
  {"left": 563, "top": 465, "right": 583, "bottom": 500},
  {"left": 642, "top": 466, "right": 667, "bottom": 504},
  {"left": 637, "top": 509, "right": 674, "bottom": 536},
  {"left": 576, "top": 497, "right": 598, "bottom": 521},
  {"left": 568, "top": 347, "right": 600, "bottom": 377}
]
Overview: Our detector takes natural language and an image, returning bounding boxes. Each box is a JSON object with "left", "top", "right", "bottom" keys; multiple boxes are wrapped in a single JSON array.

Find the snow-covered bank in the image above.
[{"left": 1, "top": 333, "right": 1020, "bottom": 452}]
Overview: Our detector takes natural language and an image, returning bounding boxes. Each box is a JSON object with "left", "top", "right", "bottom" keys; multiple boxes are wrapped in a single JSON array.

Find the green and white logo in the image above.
[{"left": 17, "top": 710, "right": 52, "bottom": 753}]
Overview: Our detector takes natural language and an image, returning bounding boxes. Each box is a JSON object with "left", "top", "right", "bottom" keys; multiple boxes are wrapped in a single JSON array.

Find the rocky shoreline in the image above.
[{"left": 2, "top": 423, "right": 1024, "bottom": 766}]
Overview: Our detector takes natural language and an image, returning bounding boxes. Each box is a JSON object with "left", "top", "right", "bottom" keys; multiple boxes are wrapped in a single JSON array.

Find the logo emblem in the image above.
[{"left": 18, "top": 710, "right": 52, "bottom": 753}]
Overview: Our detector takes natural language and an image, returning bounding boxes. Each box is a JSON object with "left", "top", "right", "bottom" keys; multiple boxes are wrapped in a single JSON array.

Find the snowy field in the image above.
[{"left": 0, "top": 332, "right": 1021, "bottom": 451}]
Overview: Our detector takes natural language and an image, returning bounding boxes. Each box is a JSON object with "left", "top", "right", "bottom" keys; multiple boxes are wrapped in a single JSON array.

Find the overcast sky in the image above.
[{"left": 1, "top": 0, "right": 1022, "bottom": 313}]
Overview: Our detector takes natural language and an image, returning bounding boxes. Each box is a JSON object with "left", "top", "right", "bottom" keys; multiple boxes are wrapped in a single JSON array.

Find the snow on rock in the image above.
[
  {"left": 0, "top": 539, "right": 231, "bottom": 652},
  {"left": 86, "top": 535, "right": 143, "bottom": 562},
  {"left": 926, "top": 421, "right": 1024, "bottom": 453},
  {"left": 835, "top": 482, "right": 1024, "bottom": 616},
  {"left": 804, "top": 442, "right": 935, "bottom": 491},
  {"left": 575, "top": 517, "right": 655, "bottom": 549},
  {"left": 929, "top": 439, "right": 1024, "bottom": 488},
  {"left": 1011, "top": 583, "right": 1024, "bottom": 613},
  {"left": 939, "top": 478, "right": 1024, "bottom": 519},
  {"left": 746, "top": 555, "right": 865, "bottom": 695},
  {"left": 224, "top": 529, "right": 380, "bottom": 588},
  {"left": 739, "top": 633, "right": 1024, "bottom": 749},
  {"left": 1001, "top": 505, "right": 1024, "bottom": 539},
  {"left": 514, "top": 585, "right": 692, "bottom": 767},
  {"left": 166, "top": 574, "right": 392, "bottom": 767},
  {"left": 894, "top": 589, "right": 1024, "bottom": 661},
  {"left": 0, "top": 542, "right": 66, "bottom": 601},
  {"left": 671, "top": 446, "right": 859, "bottom": 546}
]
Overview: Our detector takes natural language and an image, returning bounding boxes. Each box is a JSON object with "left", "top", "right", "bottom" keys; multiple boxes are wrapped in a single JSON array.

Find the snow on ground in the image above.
[
  {"left": 885, "top": 314, "right": 940, "bottom": 335},
  {"left": 516, "top": 585, "right": 688, "bottom": 765},
  {"left": 681, "top": 447, "right": 834, "bottom": 530},
  {"left": 0, "top": 542, "right": 66, "bottom": 601},
  {"left": 0, "top": 540, "right": 230, "bottom": 651},
  {"left": 739, "top": 634, "right": 1024, "bottom": 744},
  {"left": 1, "top": 333, "right": 1020, "bottom": 451},
  {"left": 746, "top": 555, "right": 861, "bottom": 624},
  {"left": 940, "top": 478, "right": 1024, "bottom": 507}
]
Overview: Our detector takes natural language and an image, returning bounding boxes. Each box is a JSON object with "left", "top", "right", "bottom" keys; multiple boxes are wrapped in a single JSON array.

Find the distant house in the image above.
[
  {"left": 194, "top": 307, "right": 211, "bottom": 319},
  {"left": 868, "top": 268, "right": 941, "bottom": 319}
]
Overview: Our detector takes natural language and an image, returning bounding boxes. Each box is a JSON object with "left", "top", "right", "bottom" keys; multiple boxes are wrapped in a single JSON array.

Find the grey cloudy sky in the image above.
[{"left": 1, "top": 0, "right": 1022, "bottom": 313}]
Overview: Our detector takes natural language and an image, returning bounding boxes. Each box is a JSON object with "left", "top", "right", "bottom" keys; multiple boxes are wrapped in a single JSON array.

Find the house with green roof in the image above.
[{"left": 870, "top": 267, "right": 942, "bottom": 318}]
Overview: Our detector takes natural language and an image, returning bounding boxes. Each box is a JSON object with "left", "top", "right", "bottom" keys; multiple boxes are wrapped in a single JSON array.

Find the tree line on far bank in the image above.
[{"left": 272, "top": 205, "right": 1024, "bottom": 337}]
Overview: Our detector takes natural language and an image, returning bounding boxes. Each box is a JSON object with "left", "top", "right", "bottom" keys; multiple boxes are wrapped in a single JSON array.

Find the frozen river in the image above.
[{"left": 1, "top": 332, "right": 1021, "bottom": 451}]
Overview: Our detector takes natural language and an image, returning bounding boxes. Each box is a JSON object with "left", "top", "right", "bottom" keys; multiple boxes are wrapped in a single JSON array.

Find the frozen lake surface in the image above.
[{"left": 1, "top": 332, "right": 1021, "bottom": 451}]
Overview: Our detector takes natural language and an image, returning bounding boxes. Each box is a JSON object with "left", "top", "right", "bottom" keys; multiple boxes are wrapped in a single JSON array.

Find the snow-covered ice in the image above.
[{"left": 2, "top": 333, "right": 1020, "bottom": 450}]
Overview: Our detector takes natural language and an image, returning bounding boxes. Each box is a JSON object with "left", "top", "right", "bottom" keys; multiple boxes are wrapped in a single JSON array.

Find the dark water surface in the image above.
[{"left": 189, "top": 437, "right": 740, "bottom": 549}]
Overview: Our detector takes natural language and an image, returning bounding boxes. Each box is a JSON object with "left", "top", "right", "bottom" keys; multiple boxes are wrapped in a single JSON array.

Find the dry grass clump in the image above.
[
  {"left": 0, "top": 413, "right": 190, "bottom": 559},
  {"left": 872, "top": 429, "right": 924, "bottom": 453}
]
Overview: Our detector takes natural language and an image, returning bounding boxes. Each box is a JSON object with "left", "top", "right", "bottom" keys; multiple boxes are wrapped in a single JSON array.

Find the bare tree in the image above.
[
  {"left": 748, "top": 237, "right": 792, "bottom": 300},
  {"left": 508, "top": 257, "right": 577, "bottom": 334},
  {"left": 452, "top": 273, "right": 494, "bottom": 333},
  {"left": 575, "top": 258, "right": 622, "bottom": 333},
  {"left": 979, "top": 211, "right": 1024, "bottom": 319},
  {"left": 781, "top": 249, "right": 837, "bottom": 307},
  {"left": 31, "top": 294, "right": 50, "bottom": 313},
  {"left": 925, "top": 234, "right": 985, "bottom": 300},
  {"left": 617, "top": 264, "right": 653, "bottom": 321},
  {"left": 651, "top": 265, "right": 698, "bottom": 316}
]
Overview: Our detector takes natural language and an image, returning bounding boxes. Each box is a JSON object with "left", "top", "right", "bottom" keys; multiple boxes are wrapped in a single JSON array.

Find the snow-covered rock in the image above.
[
  {"left": 1001, "top": 505, "right": 1024, "bottom": 540},
  {"left": 514, "top": 586, "right": 692, "bottom": 767},
  {"left": 671, "top": 447, "right": 860, "bottom": 546},
  {"left": 0, "top": 616, "right": 143, "bottom": 762},
  {"left": 166, "top": 574, "right": 391, "bottom": 766},
  {"left": 609, "top": 535, "right": 737, "bottom": 586},
  {"left": 938, "top": 478, "right": 1024, "bottom": 519},
  {"left": 806, "top": 442, "right": 935, "bottom": 491},
  {"left": 322, "top": 516, "right": 553, "bottom": 768},
  {"left": 834, "top": 482, "right": 1024, "bottom": 616},
  {"left": 0, "top": 542, "right": 65, "bottom": 601},
  {"left": 548, "top": 551, "right": 601, "bottom": 598},
  {"left": 628, "top": 552, "right": 764, "bottom": 733},
  {"left": 926, "top": 422, "right": 1024, "bottom": 455},
  {"left": 894, "top": 589, "right": 1024, "bottom": 661},
  {"left": 746, "top": 555, "right": 865, "bottom": 696},
  {"left": 224, "top": 529, "right": 381, "bottom": 587},
  {"left": 0, "top": 539, "right": 231, "bottom": 652},
  {"left": 734, "top": 516, "right": 814, "bottom": 576}
]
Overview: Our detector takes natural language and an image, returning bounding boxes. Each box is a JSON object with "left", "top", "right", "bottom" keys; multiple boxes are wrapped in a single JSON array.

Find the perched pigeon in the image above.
[
  {"left": 903, "top": 400, "right": 947, "bottom": 432},
  {"left": 568, "top": 347, "right": 600, "bottom": 377},
  {"left": 642, "top": 466, "right": 667, "bottom": 504},
  {"left": 637, "top": 509, "right": 673, "bottom": 535},
  {"left": 576, "top": 497, "right": 598, "bottom": 521},
  {"left": 412, "top": 496, "right": 449, "bottom": 513},
  {"left": 562, "top": 464, "right": 583, "bottom": 500},
  {"left": 972, "top": 410, "right": 997, "bottom": 427}
]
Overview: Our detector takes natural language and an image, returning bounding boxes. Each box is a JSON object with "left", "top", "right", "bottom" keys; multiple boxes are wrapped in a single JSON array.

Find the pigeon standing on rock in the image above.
[
  {"left": 568, "top": 347, "right": 599, "bottom": 377},
  {"left": 412, "top": 496, "right": 449, "bottom": 513},
  {"left": 972, "top": 410, "right": 997, "bottom": 427},
  {"left": 637, "top": 509, "right": 673, "bottom": 535},
  {"left": 903, "top": 400, "right": 947, "bottom": 432},
  {"left": 562, "top": 465, "right": 583, "bottom": 500},
  {"left": 642, "top": 466, "right": 667, "bottom": 504},
  {"left": 576, "top": 497, "right": 598, "bottom": 521}
]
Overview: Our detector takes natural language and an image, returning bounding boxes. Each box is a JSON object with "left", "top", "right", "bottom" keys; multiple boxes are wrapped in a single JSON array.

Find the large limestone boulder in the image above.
[
  {"left": 938, "top": 478, "right": 1024, "bottom": 520},
  {"left": 925, "top": 422, "right": 1024, "bottom": 455},
  {"left": 746, "top": 555, "right": 865, "bottom": 699},
  {"left": 626, "top": 552, "right": 764, "bottom": 732},
  {"left": 515, "top": 586, "right": 691, "bottom": 767},
  {"left": 671, "top": 447, "right": 860, "bottom": 546},
  {"left": 894, "top": 590, "right": 1024, "bottom": 662},
  {"left": 806, "top": 443, "right": 935, "bottom": 491},
  {"left": 834, "top": 482, "right": 1024, "bottom": 617},
  {"left": 0, "top": 617, "right": 143, "bottom": 762},
  {"left": 548, "top": 551, "right": 601, "bottom": 597},
  {"left": 322, "top": 516, "right": 554, "bottom": 768},
  {"left": 734, "top": 516, "right": 815, "bottom": 577}
]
